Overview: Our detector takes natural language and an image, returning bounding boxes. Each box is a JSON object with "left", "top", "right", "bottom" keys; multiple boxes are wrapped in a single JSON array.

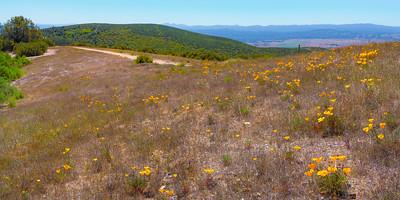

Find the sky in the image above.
[{"left": 1, "top": 0, "right": 400, "bottom": 26}]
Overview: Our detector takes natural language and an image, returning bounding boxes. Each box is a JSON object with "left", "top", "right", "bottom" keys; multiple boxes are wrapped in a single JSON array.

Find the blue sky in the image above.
[{"left": 1, "top": 0, "right": 400, "bottom": 26}]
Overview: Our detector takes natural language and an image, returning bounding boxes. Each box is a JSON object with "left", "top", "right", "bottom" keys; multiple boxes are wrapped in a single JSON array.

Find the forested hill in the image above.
[{"left": 43, "top": 23, "right": 311, "bottom": 60}]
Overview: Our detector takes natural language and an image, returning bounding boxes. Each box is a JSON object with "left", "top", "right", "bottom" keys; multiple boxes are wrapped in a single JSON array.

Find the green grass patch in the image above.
[{"left": 0, "top": 52, "right": 29, "bottom": 105}]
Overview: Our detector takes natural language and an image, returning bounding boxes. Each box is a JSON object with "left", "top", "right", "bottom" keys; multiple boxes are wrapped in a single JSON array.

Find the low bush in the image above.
[
  {"left": 0, "top": 52, "right": 29, "bottom": 105},
  {"left": 1, "top": 39, "right": 15, "bottom": 51},
  {"left": 42, "top": 38, "right": 55, "bottom": 47},
  {"left": 0, "top": 38, "right": 3, "bottom": 51},
  {"left": 14, "top": 40, "right": 48, "bottom": 57},
  {"left": 0, "top": 52, "right": 28, "bottom": 81},
  {"left": 304, "top": 156, "right": 351, "bottom": 198},
  {"left": 222, "top": 154, "right": 232, "bottom": 166},
  {"left": 0, "top": 77, "right": 23, "bottom": 104},
  {"left": 135, "top": 55, "right": 153, "bottom": 64},
  {"left": 0, "top": 65, "right": 23, "bottom": 81},
  {"left": 0, "top": 52, "right": 30, "bottom": 68}
]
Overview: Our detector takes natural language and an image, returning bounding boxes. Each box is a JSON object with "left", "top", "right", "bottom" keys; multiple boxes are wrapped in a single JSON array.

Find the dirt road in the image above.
[{"left": 73, "top": 47, "right": 180, "bottom": 65}]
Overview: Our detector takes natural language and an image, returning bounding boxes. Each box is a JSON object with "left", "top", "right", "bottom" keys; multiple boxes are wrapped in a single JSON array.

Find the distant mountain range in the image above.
[{"left": 168, "top": 24, "right": 400, "bottom": 48}]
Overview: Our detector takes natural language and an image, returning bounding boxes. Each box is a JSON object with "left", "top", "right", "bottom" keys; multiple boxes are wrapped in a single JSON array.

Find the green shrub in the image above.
[
  {"left": 0, "top": 51, "right": 30, "bottom": 68},
  {"left": 1, "top": 39, "right": 15, "bottom": 51},
  {"left": 0, "top": 52, "right": 29, "bottom": 105},
  {"left": 135, "top": 55, "right": 153, "bottom": 64},
  {"left": 0, "top": 77, "right": 23, "bottom": 104},
  {"left": 222, "top": 154, "right": 232, "bottom": 166},
  {"left": 0, "top": 52, "right": 27, "bottom": 81},
  {"left": 316, "top": 170, "right": 348, "bottom": 197},
  {"left": 0, "top": 65, "right": 23, "bottom": 81},
  {"left": 125, "top": 173, "right": 148, "bottom": 195},
  {"left": 7, "top": 97, "right": 17, "bottom": 108},
  {"left": 42, "top": 38, "right": 55, "bottom": 47},
  {"left": 14, "top": 40, "right": 48, "bottom": 57},
  {"left": 0, "top": 38, "right": 3, "bottom": 51},
  {"left": 239, "top": 107, "right": 250, "bottom": 116}
]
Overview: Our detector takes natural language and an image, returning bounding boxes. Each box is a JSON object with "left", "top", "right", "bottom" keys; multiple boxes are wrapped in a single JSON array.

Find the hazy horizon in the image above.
[
  {"left": 1, "top": 0, "right": 400, "bottom": 26},
  {"left": 29, "top": 23, "right": 400, "bottom": 28}
]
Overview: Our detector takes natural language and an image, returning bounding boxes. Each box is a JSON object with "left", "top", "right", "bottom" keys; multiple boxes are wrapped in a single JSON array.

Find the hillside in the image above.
[
  {"left": 43, "top": 24, "right": 311, "bottom": 60},
  {"left": 0, "top": 42, "right": 399, "bottom": 199}
]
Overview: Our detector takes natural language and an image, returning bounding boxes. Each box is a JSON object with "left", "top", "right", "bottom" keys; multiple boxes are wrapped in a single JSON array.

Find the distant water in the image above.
[{"left": 250, "top": 39, "right": 392, "bottom": 48}]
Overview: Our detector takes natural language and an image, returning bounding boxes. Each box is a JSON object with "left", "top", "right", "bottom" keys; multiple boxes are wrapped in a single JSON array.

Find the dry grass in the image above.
[{"left": 1, "top": 43, "right": 400, "bottom": 199}]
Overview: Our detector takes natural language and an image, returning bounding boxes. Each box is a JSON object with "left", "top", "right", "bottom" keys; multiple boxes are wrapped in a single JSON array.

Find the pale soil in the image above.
[
  {"left": 28, "top": 48, "right": 59, "bottom": 60},
  {"left": 8, "top": 48, "right": 58, "bottom": 59},
  {"left": 73, "top": 47, "right": 180, "bottom": 65},
  {"left": 11, "top": 46, "right": 158, "bottom": 107}
]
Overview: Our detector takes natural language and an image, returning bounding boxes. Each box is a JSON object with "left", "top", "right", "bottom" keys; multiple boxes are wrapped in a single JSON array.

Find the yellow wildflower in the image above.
[
  {"left": 283, "top": 136, "right": 290, "bottom": 141},
  {"left": 323, "top": 110, "right": 334, "bottom": 116},
  {"left": 312, "top": 157, "right": 323, "bottom": 163},
  {"left": 337, "top": 155, "right": 347, "bottom": 161},
  {"left": 377, "top": 133, "right": 385, "bottom": 140},
  {"left": 63, "top": 164, "right": 72, "bottom": 170},
  {"left": 318, "top": 117, "right": 325, "bottom": 123},
  {"left": 139, "top": 166, "right": 152, "bottom": 176},
  {"left": 304, "top": 169, "right": 314, "bottom": 177},
  {"left": 63, "top": 147, "right": 71, "bottom": 155},
  {"left": 203, "top": 168, "right": 215, "bottom": 175},
  {"left": 246, "top": 95, "right": 256, "bottom": 100},
  {"left": 165, "top": 190, "right": 175, "bottom": 196},
  {"left": 343, "top": 167, "right": 351, "bottom": 175},
  {"left": 379, "top": 122, "right": 386, "bottom": 129},
  {"left": 368, "top": 123, "right": 373, "bottom": 129},
  {"left": 327, "top": 166, "right": 338, "bottom": 173},
  {"left": 293, "top": 146, "right": 302, "bottom": 151},
  {"left": 162, "top": 127, "right": 171, "bottom": 132},
  {"left": 308, "top": 163, "right": 317, "bottom": 170},
  {"left": 317, "top": 170, "right": 329, "bottom": 177}
]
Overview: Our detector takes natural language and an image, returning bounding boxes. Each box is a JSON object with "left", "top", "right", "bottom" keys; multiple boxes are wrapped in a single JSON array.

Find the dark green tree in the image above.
[{"left": 3, "top": 16, "right": 43, "bottom": 43}]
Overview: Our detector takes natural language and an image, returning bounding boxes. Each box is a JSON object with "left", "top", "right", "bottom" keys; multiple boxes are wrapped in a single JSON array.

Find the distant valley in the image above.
[{"left": 170, "top": 24, "right": 400, "bottom": 48}]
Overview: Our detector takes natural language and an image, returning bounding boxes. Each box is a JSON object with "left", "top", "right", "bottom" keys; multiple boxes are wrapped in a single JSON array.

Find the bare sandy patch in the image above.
[{"left": 73, "top": 46, "right": 180, "bottom": 65}]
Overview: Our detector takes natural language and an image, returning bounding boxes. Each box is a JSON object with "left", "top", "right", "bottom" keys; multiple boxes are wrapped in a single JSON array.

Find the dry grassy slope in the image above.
[{"left": 0, "top": 44, "right": 400, "bottom": 199}]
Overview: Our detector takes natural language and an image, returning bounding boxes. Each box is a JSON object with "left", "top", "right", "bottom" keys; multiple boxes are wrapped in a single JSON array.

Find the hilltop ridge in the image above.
[{"left": 43, "top": 23, "right": 312, "bottom": 60}]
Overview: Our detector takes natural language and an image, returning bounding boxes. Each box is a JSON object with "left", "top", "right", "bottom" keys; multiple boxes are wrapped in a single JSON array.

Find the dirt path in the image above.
[
  {"left": 29, "top": 48, "right": 59, "bottom": 60},
  {"left": 73, "top": 47, "right": 180, "bottom": 65},
  {"left": 8, "top": 48, "right": 58, "bottom": 59}
]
